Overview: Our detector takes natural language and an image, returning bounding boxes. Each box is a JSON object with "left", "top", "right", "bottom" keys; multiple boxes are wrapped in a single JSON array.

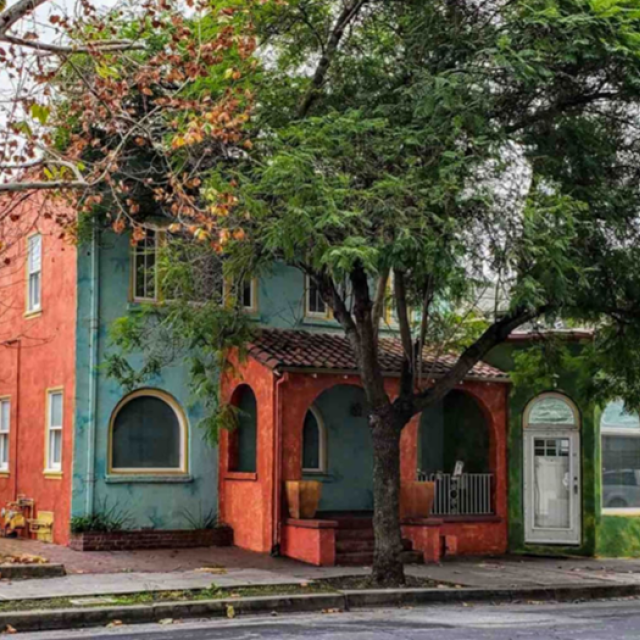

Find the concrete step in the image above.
[{"left": 332, "top": 518, "right": 374, "bottom": 530}]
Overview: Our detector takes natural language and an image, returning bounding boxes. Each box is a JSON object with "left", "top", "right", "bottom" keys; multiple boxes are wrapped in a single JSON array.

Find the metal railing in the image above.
[{"left": 421, "top": 473, "right": 494, "bottom": 516}]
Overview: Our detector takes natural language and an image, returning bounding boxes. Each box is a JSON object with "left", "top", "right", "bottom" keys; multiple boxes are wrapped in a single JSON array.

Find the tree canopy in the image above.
[{"left": 5, "top": 0, "right": 640, "bottom": 585}]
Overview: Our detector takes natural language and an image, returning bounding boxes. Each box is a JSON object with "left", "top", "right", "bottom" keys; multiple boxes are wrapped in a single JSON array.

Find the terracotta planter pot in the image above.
[
  {"left": 400, "top": 481, "right": 435, "bottom": 519},
  {"left": 285, "top": 481, "right": 322, "bottom": 519}
]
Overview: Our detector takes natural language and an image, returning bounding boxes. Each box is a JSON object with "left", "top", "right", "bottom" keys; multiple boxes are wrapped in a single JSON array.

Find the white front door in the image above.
[{"left": 524, "top": 430, "right": 581, "bottom": 545}]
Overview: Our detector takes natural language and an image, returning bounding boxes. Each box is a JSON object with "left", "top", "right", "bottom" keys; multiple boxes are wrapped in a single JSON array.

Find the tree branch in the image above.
[
  {"left": 409, "top": 305, "right": 544, "bottom": 414},
  {"left": 297, "top": 0, "right": 369, "bottom": 118},
  {"left": 0, "top": 0, "right": 48, "bottom": 34},
  {"left": 1, "top": 33, "right": 144, "bottom": 54}
]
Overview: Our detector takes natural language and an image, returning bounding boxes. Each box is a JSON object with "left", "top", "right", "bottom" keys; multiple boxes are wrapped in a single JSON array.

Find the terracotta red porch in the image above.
[{"left": 218, "top": 329, "right": 510, "bottom": 566}]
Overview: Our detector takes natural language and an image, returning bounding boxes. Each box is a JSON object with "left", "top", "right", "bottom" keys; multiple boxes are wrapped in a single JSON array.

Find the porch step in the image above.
[
  {"left": 335, "top": 528, "right": 375, "bottom": 541},
  {"left": 335, "top": 549, "right": 424, "bottom": 567},
  {"left": 336, "top": 538, "right": 412, "bottom": 553}
]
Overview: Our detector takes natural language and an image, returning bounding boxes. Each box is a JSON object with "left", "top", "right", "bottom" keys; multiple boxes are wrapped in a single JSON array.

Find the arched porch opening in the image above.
[
  {"left": 419, "top": 390, "right": 494, "bottom": 515},
  {"left": 301, "top": 384, "right": 373, "bottom": 514}
]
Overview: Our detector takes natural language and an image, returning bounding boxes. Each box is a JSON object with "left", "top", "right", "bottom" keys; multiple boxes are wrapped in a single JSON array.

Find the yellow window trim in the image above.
[
  {"left": 44, "top": 387, "right": 64, "bottom": 474},
  {"left": 108, "top": 388, "right": 189, "bottom": 476}
]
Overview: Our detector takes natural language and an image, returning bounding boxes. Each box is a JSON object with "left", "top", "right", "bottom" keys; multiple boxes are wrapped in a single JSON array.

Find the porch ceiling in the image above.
[{"left": 247, "top": 329, "right": 508, "bottom": 383}]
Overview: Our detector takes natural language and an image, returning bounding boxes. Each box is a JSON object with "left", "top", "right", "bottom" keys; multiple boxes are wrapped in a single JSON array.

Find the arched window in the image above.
[
  {"left": 302, "top": 405, "right": 326, "bottom": 473},
  {"left": 525, "top": 394, "right": 579, "bottom": 427},
  {"left": 229, "top": 385, "right": 257, "bottom": 473},
  {"left": 601, "top": 400, "right": 640, "bottom": 512},
  {"left": 110, "top": 390, "right": 187, "bottom": 473}
]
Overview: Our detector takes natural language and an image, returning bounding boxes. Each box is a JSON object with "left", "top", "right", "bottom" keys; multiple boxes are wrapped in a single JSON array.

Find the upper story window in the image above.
[
  {"left": 601, "top": 400, "right": 640, "bottom": 513},
  {"left": 132, "top": 228, "right": 159, "bottom": 302},
  {"left": 27, "top": 234, "right": 42, "bottom": 313},
  {"left": 305, "top": 275, "right": 329, "bottom": 319},
  {"left": 0, "top": 399, "right": 10, "bottom": 472},
  {"left": 45, "top": 389, "right": 63, "bottom": 473},
  {"left": 132, "top": 228, "right": 257, "bottom": 311},
  {"left": 110, "top": 389, "right": 188, "bottom": 474}
]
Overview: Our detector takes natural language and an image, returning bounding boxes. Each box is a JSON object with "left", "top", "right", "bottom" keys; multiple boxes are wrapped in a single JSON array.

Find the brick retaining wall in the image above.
[{"left": 69, "top": 526, "right": 233, "bottom": 551}]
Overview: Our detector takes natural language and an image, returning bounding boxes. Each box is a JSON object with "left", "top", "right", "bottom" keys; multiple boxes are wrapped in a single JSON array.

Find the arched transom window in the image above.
[
  {"left": 525, "top": 393, "right": 579, "bottom": 429},
  {"left": 110, "top": 389, "right": 188, "bottom": 474},
  {"left": 601, "top": 400, "right": 640, "bottom": 512}
]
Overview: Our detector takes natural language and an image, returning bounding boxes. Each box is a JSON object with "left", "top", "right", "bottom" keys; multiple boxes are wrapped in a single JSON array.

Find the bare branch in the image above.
[
  {"left": 297, "top": 0, "right": 369, "bottom": 118},
  {"left": 1, "top": 33, "right": 145, "bottom": 54}
]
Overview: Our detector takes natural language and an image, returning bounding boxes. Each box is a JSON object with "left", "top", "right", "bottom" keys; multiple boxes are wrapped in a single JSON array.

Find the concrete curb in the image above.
[
  {"left": 3, "top": 583, "right": 640, "bottom": 632},
  {"left": 0, "top": 564, "right": 65, "bottom": 580}
]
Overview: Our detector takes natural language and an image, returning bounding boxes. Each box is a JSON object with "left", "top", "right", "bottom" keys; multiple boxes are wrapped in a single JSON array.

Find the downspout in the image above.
[
  {"left": 13, "top": 340, "right": 21, "bottom": 501},
  {"left": 84, "top": 230, "right": 100, "bottom": 516},
  {"left": 271, "top": 370, "right": 288, "bottom": 555}
]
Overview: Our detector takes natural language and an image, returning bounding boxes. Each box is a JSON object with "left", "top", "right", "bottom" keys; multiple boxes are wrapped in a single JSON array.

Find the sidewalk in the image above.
[{"left": 3, "top": 536, "right": 640, "bottom": 602}]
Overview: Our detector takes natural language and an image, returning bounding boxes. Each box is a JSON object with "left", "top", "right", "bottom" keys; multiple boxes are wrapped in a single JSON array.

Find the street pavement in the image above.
[{"left": 12, "top": 598, "right": 640, "bottom": 639}]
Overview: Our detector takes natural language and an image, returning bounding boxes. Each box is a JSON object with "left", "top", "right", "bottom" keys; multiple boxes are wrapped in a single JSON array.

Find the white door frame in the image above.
[{"left": 523, "top": 394, "right": 582, "bottom": 546}]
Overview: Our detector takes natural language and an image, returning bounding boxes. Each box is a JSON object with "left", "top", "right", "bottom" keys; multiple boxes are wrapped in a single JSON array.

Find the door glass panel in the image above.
[
  {"left": 534, "top": 437, "right": 570, "bottom": 529},
  {"left": 529, "top": 397, "right": 575, "bottom": 425}
]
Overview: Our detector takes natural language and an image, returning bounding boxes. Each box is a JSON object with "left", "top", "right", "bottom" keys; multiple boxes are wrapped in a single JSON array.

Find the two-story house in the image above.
[{"left": 2, "top": 198, "right": 638, "bottom": 563}]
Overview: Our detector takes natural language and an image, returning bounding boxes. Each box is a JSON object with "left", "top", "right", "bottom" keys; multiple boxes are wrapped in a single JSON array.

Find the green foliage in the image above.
[
  {"left": 180, "top": 506, "right": 220, "bottom": 530},
  {"left": 70, "top": 500, "right": 133, "bottom": 533}
]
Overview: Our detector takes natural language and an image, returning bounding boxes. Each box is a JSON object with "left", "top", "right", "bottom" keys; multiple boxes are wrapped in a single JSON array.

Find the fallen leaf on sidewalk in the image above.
[
  {"left": 158, "top": 619, "right": 174, "bottom": 625},
  {"left": 300, "top": 582, "right": 309, "bottom": 588},
  {"left": 321, "top": 608, "right": 342, "bottom": 614},
  {"left": 226, "top": 605, "right": 236, "bottom": 619},
  {"left": 195, "top": 567, "right": 227, "bottom": 574},
  {"left": 3, "top": 624, "right": 16, "bottom": 634},
  {"left": 107, "top": 620, "right": 123, "bottom": 628}
]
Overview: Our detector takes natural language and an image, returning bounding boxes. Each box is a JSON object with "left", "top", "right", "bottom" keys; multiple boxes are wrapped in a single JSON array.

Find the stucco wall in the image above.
[
  {"left": 486, "top": 342, "right": 598, "bottom": 556},
  {"left": 72, "top": 232, "right": 218, "bottom": 530},
  {"left": 0, "top": 199, "right": 77, "bottom": 544}
]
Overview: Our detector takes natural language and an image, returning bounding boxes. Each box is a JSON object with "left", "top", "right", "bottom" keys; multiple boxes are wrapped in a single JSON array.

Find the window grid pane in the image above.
[
  {"left": 307, "top": 279, "right": 326, "bottom": 315},
  {"left": 27, "top": 235, "right": 42, "bottom": 312},
  {"left": 0, "top": 434, "right": 8, "bottom": 468},
  {"left": 47, "top": 392, "right": 63, "bottom": 470},
  {"left": 0, "top": 400, "right": 9, "bottom": 434},
  {"left": 133, "top": 230, "right": 157, "bottom": 301}
]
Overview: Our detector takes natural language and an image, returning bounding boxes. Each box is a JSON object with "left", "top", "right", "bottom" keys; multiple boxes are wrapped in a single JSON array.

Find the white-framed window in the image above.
[
  {"left": 601, "top": 400, "right": 640, "bottom": 513},
  {"left": 110, "top": 389, "right": 188, "bottom": 474},
  {"left": 46, "top": 390, "right": 63, "bottom": 472},
  {"left": 302, "top": 405, "right": 327, "bottom": 473},
  {"left": 132, "top": 228, "right": 159, "bottom": 302},
  {"left": 0, "top": 399, "right": 10, "bottom": 472},
  {"left": 27, "top": 234, "right": 42, "bottom": 313},
  {"left": 305, "top": 275, "right": 328, "bottom": 318}
]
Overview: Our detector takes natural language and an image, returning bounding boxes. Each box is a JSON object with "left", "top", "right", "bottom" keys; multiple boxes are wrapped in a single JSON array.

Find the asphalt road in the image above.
[{"left": 16, "top": 599, "right": 640, "bottom": 640}]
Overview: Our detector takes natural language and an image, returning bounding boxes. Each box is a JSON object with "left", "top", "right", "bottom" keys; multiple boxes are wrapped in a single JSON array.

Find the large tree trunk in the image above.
[{"left": 371, "top": 412, "right": 405, "bottom": 586}]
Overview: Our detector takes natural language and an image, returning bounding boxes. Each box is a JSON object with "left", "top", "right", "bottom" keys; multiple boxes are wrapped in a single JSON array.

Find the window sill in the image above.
[
  {"left": 224, "top": 471, "right": 258, "bottom": 482},
  {"left": 24, "top": 310, "right": 43, "bottom": 320},
  {"left": 44, "top": 471, "right": 63, "bottom": 479},
  {"left": 106, "top": 475, "right": 193, "bottom": 484},
  {"left": 0, "top": 472, "right": 10, "bottom": 478}
]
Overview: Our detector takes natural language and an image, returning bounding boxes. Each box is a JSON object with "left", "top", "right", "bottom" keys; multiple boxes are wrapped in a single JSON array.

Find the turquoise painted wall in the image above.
[
  {"left": 303, "top": 385, "right": 374, "bottom": 512},
  {"left": 72, "top": 232, "right": 219, "bottom": 529}
]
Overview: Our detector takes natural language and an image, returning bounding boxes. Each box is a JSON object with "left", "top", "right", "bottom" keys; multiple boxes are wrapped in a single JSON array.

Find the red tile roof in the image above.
[{"left": 247, "top": 329, "right": 508, "bottom": 382}]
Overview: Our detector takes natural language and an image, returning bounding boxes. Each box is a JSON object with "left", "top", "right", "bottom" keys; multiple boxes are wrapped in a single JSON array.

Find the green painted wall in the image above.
[{"left": 486, "top": 342, "right": 597, "bottom": 557}]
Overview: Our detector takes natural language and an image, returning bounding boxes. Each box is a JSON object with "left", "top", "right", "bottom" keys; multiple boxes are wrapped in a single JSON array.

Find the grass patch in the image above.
[
  {"left": 316, "top": 575, "right": 447, "bottom": 590},
  {"left": 0, "top": 576, "right": 452, "bottom": 615},
  {"left": 0, "top": 583, "right": 337, "bottom": 613}
]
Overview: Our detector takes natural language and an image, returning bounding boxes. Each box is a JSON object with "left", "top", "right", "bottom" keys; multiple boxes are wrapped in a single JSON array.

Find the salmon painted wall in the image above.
[
  {"left": 0, "top": 196, "right": 77, "bottom": 544},
  {"left": 221, "top": 356, "right": 509, "bottom": 560},
  {"left": 219, "top": 352, "right": 276, "bottom": 553}
]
